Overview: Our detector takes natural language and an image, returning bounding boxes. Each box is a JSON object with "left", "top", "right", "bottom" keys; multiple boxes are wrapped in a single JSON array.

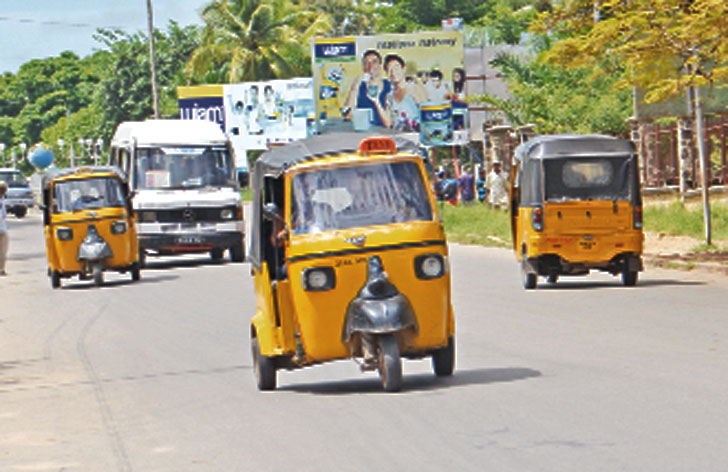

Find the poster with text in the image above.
[{"left": 312, "top": 31, "right": 467, "bottom": 146}]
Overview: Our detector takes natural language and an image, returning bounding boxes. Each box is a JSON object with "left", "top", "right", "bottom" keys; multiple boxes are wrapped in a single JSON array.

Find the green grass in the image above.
[
  {"left": 240, "top": 187, "right": 253, "bottom": 202},
  {"left": 440, "top": 200, "right": 728, "bottom": 249},
  {"left": 439, "top": 202, "right": 512, "bottom": 248},
  {"left": 643, "top": 201, "right": 728, "bottom": 241}
]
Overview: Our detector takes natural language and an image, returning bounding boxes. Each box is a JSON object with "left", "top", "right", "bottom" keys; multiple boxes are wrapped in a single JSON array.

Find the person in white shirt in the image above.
[
  {"left": 485, "top": 161, "right": 508, "bottom": 209},
  {"left": 0, "top": 182, "right": 9, "bottom": 275}
]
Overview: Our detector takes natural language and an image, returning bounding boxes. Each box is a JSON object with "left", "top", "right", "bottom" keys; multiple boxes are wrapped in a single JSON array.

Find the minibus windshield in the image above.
[
  {"left": 290, "top": 160, "right": 433, "bottom": 234},
  {"left": 544, "top": 156, "right": 634, "bottom": 202},
  {"left": 135, "top": 147, "right": 234, "bottom": 190}
]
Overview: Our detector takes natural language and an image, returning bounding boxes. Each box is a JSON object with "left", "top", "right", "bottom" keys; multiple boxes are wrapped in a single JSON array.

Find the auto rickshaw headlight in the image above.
[
  {"left": 111, "top": 220, "right": 128, "bottom": 234},
  {"left": 415, "top": 254, "right": 446, "bottom": 279},
  {"left": 56, "top": 227, "right": 73, "bottom": 241},
  {"left": 220, "top": 208, "right": 234, "bottom": 220},
  {"left": 302, "top": 267, "right": 336, "bottom": 291}
]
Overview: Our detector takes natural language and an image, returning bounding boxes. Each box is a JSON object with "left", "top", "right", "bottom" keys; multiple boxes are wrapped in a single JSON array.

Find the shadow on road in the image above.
[
  {"left": 280, "top": 367, "right": 542, "bottom": 395},
  {"left": 536, "top": 278, "right": 705, "bottom": 290},
  {"left": 58, "top": 273, "right": 180, "bottom": 290},
  {"left": 142, "top": 257, "right": 244, "bottom": 271}
]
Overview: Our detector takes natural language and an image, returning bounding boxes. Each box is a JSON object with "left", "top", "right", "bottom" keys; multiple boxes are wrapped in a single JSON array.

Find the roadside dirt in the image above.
[{"left": 644, "top": 232, "right": 728, "bottom": 275}]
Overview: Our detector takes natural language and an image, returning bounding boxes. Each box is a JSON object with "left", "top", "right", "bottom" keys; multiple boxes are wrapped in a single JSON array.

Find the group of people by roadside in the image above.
[{"left": 434, "top": 161, "right": 508, "bottom": 209}]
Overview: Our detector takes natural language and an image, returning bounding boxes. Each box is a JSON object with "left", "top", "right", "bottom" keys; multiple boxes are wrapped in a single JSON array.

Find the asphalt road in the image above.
[{"left": 1, "top": 210, "right": 727, "bottom": 471}]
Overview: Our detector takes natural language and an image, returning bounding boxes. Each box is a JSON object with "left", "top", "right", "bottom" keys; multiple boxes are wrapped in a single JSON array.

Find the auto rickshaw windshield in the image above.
[
  {"left": 290, "top": 160, "right": 433, "bottom": 235},
  {"left": 53, "top": 177, "right": 125, "bottom": 213},
  {"left": 543, "top": 155, "right": 635, "bottom": 202}
]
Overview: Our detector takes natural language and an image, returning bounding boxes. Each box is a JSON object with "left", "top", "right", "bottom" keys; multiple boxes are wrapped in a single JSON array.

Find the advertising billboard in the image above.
[
  {"left": 311, "top": 31, "right": 467, "bottom": 146},
  {"left": 178, "top": 78, "right": 315, "bottom": 151}
]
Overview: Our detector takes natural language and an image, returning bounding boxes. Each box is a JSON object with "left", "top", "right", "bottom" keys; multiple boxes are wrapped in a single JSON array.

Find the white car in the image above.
[{"left": 0, "top": 168, "right": 34, "bottom": 218}]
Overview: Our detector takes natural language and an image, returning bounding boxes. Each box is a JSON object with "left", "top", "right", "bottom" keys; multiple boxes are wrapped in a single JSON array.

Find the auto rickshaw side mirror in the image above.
[{"left": 262, "top": 202, "right": 284, "bottom": 223}]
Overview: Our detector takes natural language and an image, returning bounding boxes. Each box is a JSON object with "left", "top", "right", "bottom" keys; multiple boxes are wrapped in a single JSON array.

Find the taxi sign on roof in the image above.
[{"left": 358, "top": 137, "right": 396, "bottom": 156}]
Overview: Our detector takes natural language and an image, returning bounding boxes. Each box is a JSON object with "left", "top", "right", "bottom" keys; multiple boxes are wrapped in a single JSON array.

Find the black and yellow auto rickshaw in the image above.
[
  {"left": 42, "top": 166, "right": 140, "bottom": 288},
  {"left": 510, "top": 134, "right": 644, "bottom": 289},
  {"left": 249, "top": 133, "right": 455, "bottom": 392}
]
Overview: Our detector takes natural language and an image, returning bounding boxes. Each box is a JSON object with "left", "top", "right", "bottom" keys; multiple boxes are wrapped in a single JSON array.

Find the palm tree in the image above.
[{"left": 187, "top": 0, "right": 331, "bottom": 83}]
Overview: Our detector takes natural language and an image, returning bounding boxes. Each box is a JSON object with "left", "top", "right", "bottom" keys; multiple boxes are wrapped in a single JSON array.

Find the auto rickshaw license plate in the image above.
[{"left": 579, "top": 240, "right": 596, "bottom": 250}]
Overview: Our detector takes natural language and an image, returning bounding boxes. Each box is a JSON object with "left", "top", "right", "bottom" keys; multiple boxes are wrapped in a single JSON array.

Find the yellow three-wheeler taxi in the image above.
[
  {"left": 42, "top": 166, "right": 140, "bottom": 288},
  {"left": 249, "top": 133, "right": 455, "bottom": 392},
  {"left": 510, "top": 134, "right": 644, "bottom": 289}
]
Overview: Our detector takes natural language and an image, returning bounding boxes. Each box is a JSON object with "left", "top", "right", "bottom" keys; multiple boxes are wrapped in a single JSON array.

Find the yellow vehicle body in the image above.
[
  {"left": 249, "top": 134, "right": 455, "bottom": 391},
  {"left": 510, "top": 135, "right": 644, "bottom": 289},
  {"left": 42, "top": 167, "right": 140, "bottom": 288}
]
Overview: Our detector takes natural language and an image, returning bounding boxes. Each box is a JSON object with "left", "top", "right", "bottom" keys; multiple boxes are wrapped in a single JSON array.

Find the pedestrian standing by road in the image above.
[
  {"left": 476, "top": 167, "right": 487, "bottom": 203},
  {"left": 0, "top": 182, "right": 9, "bottom": 276},
  {"left": 458, "top": 165, "right": 475, "bottom": 205},
  {"left": 485, "top": 161, "right": 508, "bottom": 209}
]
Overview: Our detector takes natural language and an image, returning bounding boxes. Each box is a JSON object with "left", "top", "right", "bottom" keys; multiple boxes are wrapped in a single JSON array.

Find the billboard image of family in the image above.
[
  {"left": 178, "top": 78, "right": 315, "bottom": 152},
  {"left": 312, "top": 31, "right": 467, "bottom": 146}
]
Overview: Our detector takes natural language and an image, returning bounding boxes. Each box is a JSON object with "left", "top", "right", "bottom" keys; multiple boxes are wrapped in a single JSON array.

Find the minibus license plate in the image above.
[{"left": 178, "top": 236, "right": 202, "bottom": 244}]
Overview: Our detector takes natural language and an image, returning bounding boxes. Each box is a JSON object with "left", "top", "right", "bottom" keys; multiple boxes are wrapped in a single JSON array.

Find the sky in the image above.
[{"left": 0, "top": 0, "right": 208, "bottom": 74}]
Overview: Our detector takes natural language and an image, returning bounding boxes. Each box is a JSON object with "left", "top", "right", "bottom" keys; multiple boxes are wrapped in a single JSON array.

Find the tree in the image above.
[
  {"left": 187, "top": 0, "right": 331, "bottom": 83},
  {"left": 536, "top": 0, "right": 728, "bottom": 244}
]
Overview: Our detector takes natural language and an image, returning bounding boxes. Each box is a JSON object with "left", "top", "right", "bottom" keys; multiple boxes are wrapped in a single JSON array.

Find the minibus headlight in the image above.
[
  {"left": 111, "top": 220, "right": 127, "bottom": 234},
  {"left": 141, "top": 211, "right": 157, "bottom": 222},
  {"left": 302, "top": 267, "right": 336, "bottom": 291},
  {"left": 56, "top": 227, "right": 73, "bottom": 241},
  {"left": 415, "top": 254, "right": 446, "bottom": 279},
  {"left": 221, "top": 208, "right": 234, "bottom": 220}
]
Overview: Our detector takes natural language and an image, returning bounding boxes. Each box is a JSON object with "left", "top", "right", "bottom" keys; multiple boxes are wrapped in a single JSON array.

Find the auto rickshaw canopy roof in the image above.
[
  {"left": 515, "top": 134, "right": 636, "bottom": 163},
  {"left": 41, "top": 166, "right": 128, "bottom": 191}
]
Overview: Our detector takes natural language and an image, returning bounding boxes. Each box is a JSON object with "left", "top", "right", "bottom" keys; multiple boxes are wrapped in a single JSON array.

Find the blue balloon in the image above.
[{"left": 29, "top": 147, "right": 54, "bottom": 169}]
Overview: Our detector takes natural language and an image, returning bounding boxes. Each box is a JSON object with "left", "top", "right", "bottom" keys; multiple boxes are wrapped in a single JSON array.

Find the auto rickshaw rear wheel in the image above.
[
  {"left": 131, "top": 263, "right": 141, "bottom": 282},
  {"left": 51, "top": 271, "right": 61, "bottom": 289},
  {"left": 378, "top": 334, "right": 402, "bottom": 392},
  {"left": 521, "top": 259, "right": 537, "bottom": 290},
  {"left": 251, "top": 336, "right": 277, "bottom": 391},
  {"left": 93, "top": 263, "right": 103, "bottom": 287},
  {"left": 432, "top": 336, "right": 455, "bottom": 377},
  {"left": 622, "top": 270, "right": 638, "bottom": 287}
]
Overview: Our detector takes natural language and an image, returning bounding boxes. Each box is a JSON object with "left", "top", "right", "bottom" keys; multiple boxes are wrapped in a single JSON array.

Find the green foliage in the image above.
[
  {"left": 471, "top": 50, "right": 632, "bottom": 134},
  {"left": 644, "top": 201, "right": 728, "bottom": 241}
]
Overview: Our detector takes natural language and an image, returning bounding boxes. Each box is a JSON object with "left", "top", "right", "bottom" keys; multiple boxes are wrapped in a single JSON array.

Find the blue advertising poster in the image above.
[
  {"left": 420, "top": 102, "right": 454, "bottom": 146},
  {"left": 178, "top": 85, "right": 225, "bottom": 131}
]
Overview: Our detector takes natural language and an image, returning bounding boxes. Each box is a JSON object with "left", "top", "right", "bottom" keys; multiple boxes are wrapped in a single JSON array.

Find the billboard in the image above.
[
  {"left": 311, "top": 31, "right": 467, "bottom": 146},
  {"left": 178, "top": 78, "right": 315, "bottom": 153}
]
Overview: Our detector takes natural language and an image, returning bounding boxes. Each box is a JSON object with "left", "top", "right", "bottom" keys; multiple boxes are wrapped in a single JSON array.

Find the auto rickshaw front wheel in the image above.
[
  {"left": 378, "top": 334, "right": 402, "bottom": 392},
  {"left": 93, "top": 263, "right": 103, "bottom": 287},
  {"left": 251, "top": 336, "right": 277, "bottom": 391},
  {"left": 432, "top": 336, "right": 455, "bottom": 377}
]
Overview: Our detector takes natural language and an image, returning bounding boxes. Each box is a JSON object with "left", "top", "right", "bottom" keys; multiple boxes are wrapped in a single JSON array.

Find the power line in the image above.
[{"left": 0, "top": 15, "right": 124, "bottom": 30}]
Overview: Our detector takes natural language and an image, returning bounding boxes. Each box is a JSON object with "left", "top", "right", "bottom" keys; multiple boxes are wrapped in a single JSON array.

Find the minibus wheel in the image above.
[
  {"left": 230, "top": 243, "right": 245, "bottom": 263},
  {"left": 378, "top": 334, "right": 402, "bottom": 392},
  {"left": 547, "top": 274, "right": 558, "bottom": 284},
  {"left": 251, "top": 336, "right": 277, "bottom": 391},
  {"left": 210, "top": 248, "right": 224, "bottom": 262}
]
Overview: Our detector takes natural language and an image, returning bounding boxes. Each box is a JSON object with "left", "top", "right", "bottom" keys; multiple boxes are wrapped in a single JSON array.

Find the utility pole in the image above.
[{"left": 146, "top": 0, "right": 160, "bottom": 119}]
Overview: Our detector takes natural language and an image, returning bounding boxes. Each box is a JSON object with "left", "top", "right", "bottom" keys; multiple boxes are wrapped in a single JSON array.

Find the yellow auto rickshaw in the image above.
[
  {"left": 249, "top": 133, "right": 455, "bottom": 392},
  {"left": 510, "top": 134, "right": 644, "bottom": 289},
  {"left": 42, "top": 166, "right": 140, "bottom": 288}
]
